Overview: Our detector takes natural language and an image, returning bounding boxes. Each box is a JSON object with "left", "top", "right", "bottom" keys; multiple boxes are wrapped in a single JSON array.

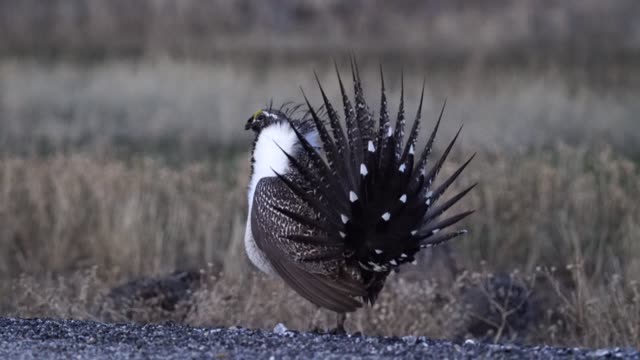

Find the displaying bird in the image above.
[{"left": 244, "top": 61, "right": 476, "bottom": 333}]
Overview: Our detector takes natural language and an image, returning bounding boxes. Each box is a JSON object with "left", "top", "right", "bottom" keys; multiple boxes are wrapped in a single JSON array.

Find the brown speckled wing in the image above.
[{"left": 251, "top": 177, "right": 365, "bottom": 313}]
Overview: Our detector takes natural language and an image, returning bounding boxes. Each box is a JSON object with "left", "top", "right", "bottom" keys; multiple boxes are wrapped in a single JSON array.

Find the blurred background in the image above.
[{"left": 0, "top": 0, "right": 639, "bottom": 348}]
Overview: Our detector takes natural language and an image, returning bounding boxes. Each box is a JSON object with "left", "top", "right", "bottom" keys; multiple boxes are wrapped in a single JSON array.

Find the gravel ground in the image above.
[{"left": 0, "top": 318, "right": 637, "bottom": 359}]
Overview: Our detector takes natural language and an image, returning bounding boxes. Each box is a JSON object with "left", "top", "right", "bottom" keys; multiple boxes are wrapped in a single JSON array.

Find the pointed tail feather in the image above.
[{"left": 280, "top": 63, "right": 475, "bottom": 275}]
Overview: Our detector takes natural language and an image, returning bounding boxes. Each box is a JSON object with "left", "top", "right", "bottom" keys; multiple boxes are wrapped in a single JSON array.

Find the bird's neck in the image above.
[
  {"left": 247, "top": 122, "right": 320, "bottom": 208},
  {"left": 248, "top": 122, "right": 319, "bottom": 209}
]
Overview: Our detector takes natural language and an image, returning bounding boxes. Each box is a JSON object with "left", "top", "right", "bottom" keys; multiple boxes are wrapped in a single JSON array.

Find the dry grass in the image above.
[
  {"left": 458, "top": 144, "right": 640, "bottom": 279},
  {"left": 0, "top": 153, "right": 249, "bottom": 278},
  {"left": 6, "top": 263, "right": 640, "bottom": 348},
  {"left": 2, "top": 60, "right": 639, "bottom": 160},
  {"left": 0, "top": 143, "right": 638, "bottom": 349}
]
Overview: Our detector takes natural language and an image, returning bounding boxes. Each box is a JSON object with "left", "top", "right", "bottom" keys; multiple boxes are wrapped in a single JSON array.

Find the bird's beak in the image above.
[{"left": 245, "top": 116, "right": 254, "bottom": 130}]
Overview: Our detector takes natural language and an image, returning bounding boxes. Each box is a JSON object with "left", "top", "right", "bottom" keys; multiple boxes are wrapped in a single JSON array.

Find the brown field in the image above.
[
  {"left": 1, "top": 0, "right": 639, "bottom": 351},
  {"left": 1, "top": 140, "right": 638, "bottom": 347}
]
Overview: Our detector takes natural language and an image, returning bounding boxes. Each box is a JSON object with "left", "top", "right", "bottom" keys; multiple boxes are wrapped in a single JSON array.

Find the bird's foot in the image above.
[
  {"left": 330, "top": 313, "right": 347, "bottom": 335},
  {"left": 328, "top": 325, "right": 346, "bottom": 335}
]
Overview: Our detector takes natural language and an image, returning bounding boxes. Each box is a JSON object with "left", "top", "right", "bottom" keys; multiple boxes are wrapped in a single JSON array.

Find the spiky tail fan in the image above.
[{"left": 275, "top": 60, "right": 475, "bottom": 293}]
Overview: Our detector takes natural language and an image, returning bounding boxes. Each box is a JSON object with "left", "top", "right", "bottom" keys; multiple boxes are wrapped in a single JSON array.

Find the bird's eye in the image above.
[{"left": 252, "top": 110, "right": 267, "bottom": 122}]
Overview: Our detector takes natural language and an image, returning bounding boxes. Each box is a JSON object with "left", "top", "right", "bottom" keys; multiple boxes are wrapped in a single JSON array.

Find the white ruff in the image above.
[{"left": 244, "top": 122, "right": 319, "bottom": 275}]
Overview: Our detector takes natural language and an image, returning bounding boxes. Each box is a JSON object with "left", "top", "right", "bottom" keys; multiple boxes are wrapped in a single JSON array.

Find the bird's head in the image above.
[{"left": 245, "top": 109, "right": 288, "bottom": 133}]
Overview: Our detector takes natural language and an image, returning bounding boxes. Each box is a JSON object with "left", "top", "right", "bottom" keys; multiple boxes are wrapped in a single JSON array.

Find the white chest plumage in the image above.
[{"left": 244, "top": 122, "right": 320, "bottom": 275}]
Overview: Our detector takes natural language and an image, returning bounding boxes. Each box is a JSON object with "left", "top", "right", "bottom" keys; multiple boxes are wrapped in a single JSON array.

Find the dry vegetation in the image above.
[
  {"left": 0, "top": 0, "right": 639, "bottom": 351},
  {"left": 1, "top": 60, "right": 638, "bottom": 158},
  {"left": 0, "top": 141, "right": 638, "bottom": 348},
  {"left": 0, "top": 154, "right": 247, "bottom": 278}
]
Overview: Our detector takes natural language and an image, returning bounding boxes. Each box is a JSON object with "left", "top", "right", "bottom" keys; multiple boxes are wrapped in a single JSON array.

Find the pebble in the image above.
[
  {"left": 0, "top": 318, "right": 638, "bottom": 360},
  {"left": 273, "top": 323, "right": 289, "bottom": 335}
]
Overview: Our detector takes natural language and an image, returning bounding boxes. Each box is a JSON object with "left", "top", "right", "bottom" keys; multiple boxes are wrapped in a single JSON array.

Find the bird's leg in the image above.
[
  {"left": 330, "top": 312, "right": 347, "bottom": 335},
  {"left": 337, "top": 312, "right": 346, "bottom": 333}
]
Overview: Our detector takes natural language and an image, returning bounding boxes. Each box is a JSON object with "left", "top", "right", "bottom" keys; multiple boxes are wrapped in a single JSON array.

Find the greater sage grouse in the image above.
[{"left": 244, "top": 62, "right": 475, "bottom": 332}]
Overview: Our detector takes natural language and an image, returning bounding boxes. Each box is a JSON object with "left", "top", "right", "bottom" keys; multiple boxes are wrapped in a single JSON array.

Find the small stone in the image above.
[
  {"left": 588, "top": 349, "right": 612, "bottom": 357},
  {"left": 402, "top": 335, "right": 418, "bottom": 345},
  {"left": 273, "top": 323, "right": 288, "bottom": 335},
  {"left": 464, "top": 339, "right": 476, "bottom": 346}
]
